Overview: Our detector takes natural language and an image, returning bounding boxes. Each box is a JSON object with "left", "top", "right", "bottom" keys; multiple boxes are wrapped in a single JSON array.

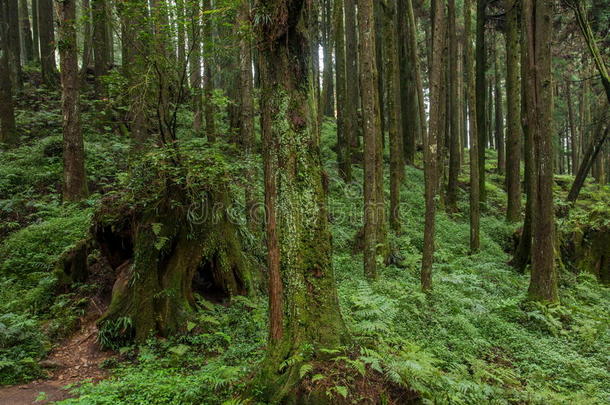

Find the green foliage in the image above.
[{"left": 0, "top": 313, "right": 47, "bottom": 385}]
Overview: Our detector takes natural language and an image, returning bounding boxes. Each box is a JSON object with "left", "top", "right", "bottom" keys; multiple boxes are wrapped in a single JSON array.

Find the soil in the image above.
[{"left": 0, "top": 278, "right": 116, "bottom": 405}]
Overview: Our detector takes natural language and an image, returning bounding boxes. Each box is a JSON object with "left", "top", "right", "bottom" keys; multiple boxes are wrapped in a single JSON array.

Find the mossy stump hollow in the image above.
[{"left": 94, "top": 186, "right": 257, "bottom": 345}]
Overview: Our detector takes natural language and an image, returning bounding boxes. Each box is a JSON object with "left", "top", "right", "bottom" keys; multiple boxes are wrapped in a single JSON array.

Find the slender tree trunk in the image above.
[
  {"left": 383, "top": 0, "right": 402, "bottom": 232},
  {"left": 32, "top": 0, "right": 39, "bottom": 62},
  {"left": 524, "top": 0, "right": 557, "bottom": 303},
  {"left": 566, "top": 78, "right": 579, "bottom": 174},
  {"left": 465, "top": 0, "right": 480, "bottom": 252},
  {"left": 398, "top": 0, "right": 416, "bottom": 166},
  {"left": 494, "top": 36, "right": 505, "bottom": 176},
  {"left": 0, "top": 2, "right": 17, "bottom": 145},
  {"left": 358, "top": 0, "right": 383, "bottom": 279},
  {"left": 39, "top": 0, "right": 56, "bottom": 84},
  {"left": 187, "top": 0, "right": 202, "bottom": 135},
  {"left": 422, "top": 0, "right": 445, "bottom": 290},
  {"left": 344, "top": 0, "right": 359, "bottom": 154},
  {"left": 92, "top": 0, "right": 109, "bottom": 92},
  {"left": 505, "top": 0, "right": 521, "bottom": 222},
  {"left": 322, "top": 0, "right": 334, "bottom": 117},
  {"left": 7, "top": 0, "right": 21, "bottom": 88},
  {"left": 203, "top": 1, "right": 215, "bottom": 141},
  {"left": 19, "top": 0, "right": 33, "bottom": 63},
  {"left": 257, "top": 1, "right": 348, "bottom": 400},
  {"left": 570, "top": 0, "right": 610, "bottom": 104},
  {"left": 56, "top": 0, "right": 88, "bottom": 201},
  {"left": 81, "top": 0, "right": 93, "bottom": 76},
  {"left": 446, "top": 0, "right": 460, "bottom": 212},
  {"left": 407, "top": 0, "right": 426, "bottom": 147},
  {"left": 238, "top": 0, "right": 256, "bottom": 232},
  {"left": 335, "top": 0, "right": 351, "bottom": 182},
  {"left": 175, "top": 0, "right": 186, "bottom": 75},
  {"left": 566, "top": 107, "right": 609, "bottom": 203},
  {"left": 374, "top": 0, "right": 385, "bottom": 140},
  {"left": 475, "top": 0, "right": 486, "bottom": 204}
]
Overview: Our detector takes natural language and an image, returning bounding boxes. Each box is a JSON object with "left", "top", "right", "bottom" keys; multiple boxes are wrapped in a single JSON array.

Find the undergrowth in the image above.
[{"left": 1, "top": 95, "right": 608, "bottom": 404}]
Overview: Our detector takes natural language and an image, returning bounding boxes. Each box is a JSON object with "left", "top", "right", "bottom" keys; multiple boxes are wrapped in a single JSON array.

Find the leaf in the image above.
[
  {"left": 334, "top": 386, "right": 348, "bottom": 398},
  {"left": 300, "top": 363, "right": 313, "bottom": 378},
  {"left": 169, "top": 344, "right": 190, "bottom": 356},
  {"left": 186, "top": 321, "right": 196, "bottom": 332},
  {"left": 311, "top": 374, "right": 325, "bottom": 383}
]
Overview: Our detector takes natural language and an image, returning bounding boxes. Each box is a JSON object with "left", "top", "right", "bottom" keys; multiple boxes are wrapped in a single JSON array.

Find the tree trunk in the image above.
[
  {"left": 92, "top": 0, "right": 109, "bottom": 93},
  {"left": 359, "top": 0, "right": 383, "bottom": 279},
  {"left": 408, "top": 0, "right": 426, "bottom": 147},
  {"left": 422, "top": 0, "right": 445, "bottom": 290},
  {"left": 494, "top": 36, "right": 505, "bottom": 176},
  {"left": 322, "top": 0, "right": 334, "bottom": 117},
  {"left": 56, "top": 0, "right": 88, "bottom": 201},
  {"left": 187, "top": 0, "right": 202, "bottom": 136},
  {"left": 238, "top": 0, "right": 256, "bottom": 232},
  {"left": 19, "top": 0, "right": 33, "bottom": 63},
  {"left": 398, "top": 0, "right": 417, "bottom": 166},
  {"left": 32, "top": 0, "right": 39, "bottom": 62},
  {"left": 446, "top": 0, "right": 460, "bottom": 212},
  {"left": 344, "top": 0, "right": 359, "bottom": 154},
  {"left": 203, "top": 1, "right": 215, "bottom": 142},
  {"left": 475, "top": 0, "right": 486, "bottom": 204},
  {"left": 39, "top": 0, "right": 56, "bottom": 84},
  {"left": 566, "top": 106, "right": 609, "bottom": 204},
  {"left": 257, "top": 1, "right": 348, "bottom": 400},
  {"left": 335, "top": 0, "right": 351, "bottom": 182},
  {"left": 383, "top": 0, "right": 402, "bottom": 232},
  {"left": 80, "top": 0, "right": 93, "bottom": 76},
  {"left": 175, "top": 0, "right": 186, "bottom": 76},
  {"left": 505, "top": 0, "right": 521, "bottom": 222},
  {"left": 570, "top": 0, "right": 610, "bottom": 105},
  {"left": 566, "top": 78, "right": 579, "bottom": 174},
  {"left": 465, "top": 0, "right": 480, "bottom": 252},
  {"left": 525, "top": 0, "right": 558, "bottom": 303},
  {"left": 7, "top": 0, "right": 21, "bottom": 88},
  {"left": 0, "top": 1, "right": 17, "bottom": 145}
]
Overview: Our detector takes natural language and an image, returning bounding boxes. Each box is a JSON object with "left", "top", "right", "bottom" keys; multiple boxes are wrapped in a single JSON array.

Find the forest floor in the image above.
[
  {"left": 0, "top": 320, "right": 113, "bottom": 405},
  {"left": 0, "top": 86, "right": 608, "bottom": 404}
]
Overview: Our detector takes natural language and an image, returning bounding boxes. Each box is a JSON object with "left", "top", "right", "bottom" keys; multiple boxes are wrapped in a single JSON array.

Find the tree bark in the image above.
[
  {"left": 203, "top": 1, "right": 215, "bottom": 142},
  {"left": 359, "top": 0, "right": 383, "bottom": 279},
  {"left": 344, "top": 0, "right": 359, "bottom": 153},
  {"left": 493, "top": 36, "right": 505, "bottom": 176},
  {"left": 335, "top": 0, "right": 351, "bottom": 182},
  {"left": 19, "top": 0, "right": 33, "bottom": 63},
  {"left": 505, "top": 0, "right": 521, "bottom": 222},
  {"left": 465, "top": 0, "right": 480, "bottom": 252},
  {"left": 257, "top": 1, "right": 348, "bottom": 400},
  {"left": 382, "top": 0, "right": 403, "bottom": 232},
  {"left": 32, "top": 0, "right": 39, "bottom": 62},
  {"left": 56, "top": 0, "right": 88, "bottom": 201},
  {"left": 322, "top": 0, "right": 334, "bottom": 117},
  {"left": 80, "top": 0, "right": 93, "bottom": 76},
  {"left": 525, "top": 0, "right": 558, "bottom": 303},
  {"left": 566, "top": 106, "right": 609, "bottom": 203},
  {"left": 475, "top": 0, "right": 486, "bottom": 204},
  {"left": 237, "top": 0, "right": 256, "bottom": 232},
  {"left": 565, "top": 79, "right": 578, "bottom": 174},
  {"left": 7, "top": 0, "right": 21, "bottom": 88},
  {"left": 92, "top": 0, "right": 109, "bottom": 93},
  {"left": 39, "top": 0, "right": 56, "bottom": 85},
  {"left": 422, "top": 0, "right": 445, "bottom": 290},
  {"left": 0, "top": 0, "right": 17, "bottom": 145},
  {"left": 446, "top": 0, "right": 460, "bottom": 212}
]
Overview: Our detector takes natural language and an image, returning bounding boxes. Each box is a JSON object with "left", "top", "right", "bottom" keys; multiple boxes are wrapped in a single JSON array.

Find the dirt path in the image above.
[{"left": 0, "top": 320, "right": 115, "bottom": 405}]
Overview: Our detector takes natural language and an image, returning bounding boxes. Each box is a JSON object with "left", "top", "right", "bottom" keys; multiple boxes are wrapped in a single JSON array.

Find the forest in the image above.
[{"left": 0, "top": 0, "right": 609, "bottom": 403}]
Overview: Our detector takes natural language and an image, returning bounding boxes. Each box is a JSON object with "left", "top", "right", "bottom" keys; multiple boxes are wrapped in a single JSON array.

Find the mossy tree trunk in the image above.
[
  {"left": 0, "top": 5, "right": 17, "bottom": 146},
  {"left": 96, "top": 189, "right": 255, "bottom": 344},
  {"left": 335, "top": 0, "right": 352, "bottom": 182},
  {"left": 257, "top": 0, "right": 349, "bottom": 400},
  {"left": 446, "top": 0, "right": 460, "bottom": 212}
]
